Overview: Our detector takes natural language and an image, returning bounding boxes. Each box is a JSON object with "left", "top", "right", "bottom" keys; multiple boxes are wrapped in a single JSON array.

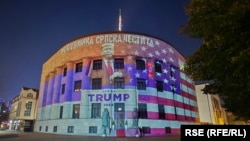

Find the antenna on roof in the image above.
[{"left": 118, "top": 9, "right": 122, "bottom": 31}]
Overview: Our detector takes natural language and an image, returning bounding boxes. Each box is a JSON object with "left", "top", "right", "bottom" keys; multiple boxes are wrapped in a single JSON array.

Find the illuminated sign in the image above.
[
  {"left": 88, "top": 93, "right": 129, "bottom": 102},
  {"left": 60, "top": 33, "right": 157, "bottom": 54}
]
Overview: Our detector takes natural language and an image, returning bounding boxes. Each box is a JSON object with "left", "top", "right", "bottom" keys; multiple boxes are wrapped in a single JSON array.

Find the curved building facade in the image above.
[{"left": 34, "top": 32, "right": 198, "bottom": 137}]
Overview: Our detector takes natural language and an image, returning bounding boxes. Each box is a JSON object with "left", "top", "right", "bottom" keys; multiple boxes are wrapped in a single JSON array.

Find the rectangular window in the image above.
[
  {"left": 138, "top": 103, "right": 147, "bottom": 119},
  {"left": 114, "top": 77, "right": 125, "bottom": 89},
  {"left": 67, "top": 126, "right": 74, "bottom": 133},
  {"left": 59, "top": 106, "right": 63, "bottom": 119},
  {"left": 142, "top": 127, "right": 151, "bottom": 134},
  {"left": 89, "top": 126, "right": 97, "bottom": 133},
  {"left": 91, "top": 103, "right": 101, "bottom": 118},
  {"left": 63, "top": 67, "right": 67, "bottom": 77},
  {"left": 92, "top": 78, "right": 102, "bottom": 90},
  {"left": 53, "top": 126, "right": 57, "bottom": 132},
  {"left": 75, "top": 62, "right": 83, "bottom": 73},
  {"left": 155, "top": 61, "right": 162, "bottom": 73},
  {"left": 136, "top": 58, "right": 145, "bottom": 70},
  {"left": 45, "top": 126, "right": 48, "bottom": 132},
  {"left": 156, "top": 80, "right": 163, "bottom": 92},
  {"left": 114, "top": 58, "right": 124, "bottom": 69},
  {"left": 39, "top": 126, "right": 42, "bottom": 131},
  {"left": 74, "top": 80, "right": 82, "bottom": 92},
  {"left": 158, "top": 105, "right": 165, "bottom": 119},
  {"left": 93, "top": 60, "right": 102, "bottom": 70},
  {"left": 137, "top": 78, "right": 146, "bottom": 90},
  {"left": 61, "top": 84, "right": 65, "bottom": 94},
  {"left": 24, "top": 101, "right": 32, "bottom": 116},
  {"left": 165, "top": 127, "right": 171, "bottom": 133},
  {"left": 72, "top": 104, "right": 80, "bottom": 119}
]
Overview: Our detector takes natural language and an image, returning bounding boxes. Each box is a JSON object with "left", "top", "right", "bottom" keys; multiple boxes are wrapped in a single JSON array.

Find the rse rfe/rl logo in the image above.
[{"left": 181, "top": 125, "right": 250, "bottom": 141}]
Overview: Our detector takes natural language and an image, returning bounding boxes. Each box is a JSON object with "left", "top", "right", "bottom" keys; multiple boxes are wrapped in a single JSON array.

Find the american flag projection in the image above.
[{"left": 37, "top": 32, "right": 198, "bottom": 136}]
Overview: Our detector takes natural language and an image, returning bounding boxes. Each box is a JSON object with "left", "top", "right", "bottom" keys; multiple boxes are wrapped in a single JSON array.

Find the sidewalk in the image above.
[{"left": 0, "top": 130, "right": 180, "bottom": 141}]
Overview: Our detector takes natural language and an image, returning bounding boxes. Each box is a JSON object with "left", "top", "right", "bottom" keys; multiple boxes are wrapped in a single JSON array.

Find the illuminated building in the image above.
[{"left": 34, "top": 32, "right": 199, "bottom": 137}]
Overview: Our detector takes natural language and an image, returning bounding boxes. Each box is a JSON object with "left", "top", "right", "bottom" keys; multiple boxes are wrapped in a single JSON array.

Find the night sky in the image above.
[{"left": 0, "top": 0, "right": 201, "bottom": 101}]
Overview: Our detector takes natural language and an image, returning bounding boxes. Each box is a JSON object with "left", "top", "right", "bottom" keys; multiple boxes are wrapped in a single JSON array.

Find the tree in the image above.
[{"left": 180, "top": 0, "right": 250, "bottom": 122}]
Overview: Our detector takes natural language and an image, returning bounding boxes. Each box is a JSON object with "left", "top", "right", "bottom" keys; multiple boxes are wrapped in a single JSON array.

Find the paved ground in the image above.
[{"left": 0, "top": 130, "right": 180, "bottom": 141}]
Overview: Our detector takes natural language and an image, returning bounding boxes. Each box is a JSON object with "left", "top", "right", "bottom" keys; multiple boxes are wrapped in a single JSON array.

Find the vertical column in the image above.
[
  {"left": 52, "top": 67, "right": 62, "bottom": 103},
  {"left": 39, "top": 75, "right": 49, "bottom": 120},
  {"left": 46, "top": 72, "right": 55, "bottom": 105},
  {"left": 51, "top": 67, "right": 62, "bottom": 119},
  {"left": 81, "top": 90, "right": 90, "bottom": 118},
  {"left": 63, "top": 62, "right": 74, "bottom": 119},
  {"left": 45, "top": 72, "right": 55, "bottom": 119},
  {"left": 82, "top": 58, "right": 91, "bottom": 89},
  {"left": 64, "top": 62, "right": 74, "bottom": 102}
]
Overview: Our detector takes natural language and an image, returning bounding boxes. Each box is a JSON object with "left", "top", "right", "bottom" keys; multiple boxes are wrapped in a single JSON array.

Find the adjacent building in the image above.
[
  {"left": 195, "top": 83, "right": 227, "bottom": 125},
  {"left": 34, "top": 32, "right": 199, "bottom": 137},
  {"left": 8, "top": 87, "right": 39, "bottom": 131}
]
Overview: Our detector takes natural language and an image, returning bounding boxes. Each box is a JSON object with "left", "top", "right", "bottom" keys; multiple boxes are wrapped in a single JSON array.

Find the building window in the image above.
[
  {"left": 156, "top": 80, "right": 163, "bottom": 92},
  {"left": 61, "top": 84, "right": 65, "bottom": 94},
  {"left": 89, "top": 126, "right": 97, "bottom": 133},
  {"left": 114, "top": 58, "right": 124, "bottom": 69},
  {"left": 137, "top": 78, "right": 146, "bottom": 90},
  {"left": 114, "top": 77, "right": 125, "bottom": 89},
  {"left": 93, "top": 60, "right": 102, "bottom": 70},
  {"left": 165, "top": 127, "right": 171, "bottom": 133},
  {"left": 27, "top": 93, "right": 33, "bottom": 98},
  {"left": 45, "top": 126, "right": 48, "bottom": 132},
  {"left": 136, "top": 58, "right": 145, "bottom": 70},
  {"left": 91, "top": 103, "right": 101, "bottom": 118},
  {"left": 24, "top": 101, "right": 32, "bottom": 116},
  {"left": 142, "top": 127, "right": 151, "bottom": 134},
  {"left": 75, "top": 62, "right": 83, "bottom": 73},
  {"left": 74, "top": 80, "right": 82, "bottom": 92},
  {"left": 67, "top": 126, "right": 74, "bottom": 133},
  {"left": 53, "top": 126, "right": 57, "bottom": 132},
  {"left": 92, "top": 78, "right": 102, "bottom": 89},
  {"left": 158, "top": 105, "right": 165, "bottom": 119},
  {"left": 138, "top": 103, "right": 147, "bottom": 119},
  {"left": 63, "top": 67, "right": 67, "bottom": 77},
  {"left": 155, "top": 61, "right": 162, "bottom": 73},
  {"left": 59, "top": 106, "right": 63, "bottom": 119},
  {"left": 39, "top": 126, "right": 42, "bottom": 131},
  {"left": 72, "top": 104, "right": 80, "bottom": 119}
]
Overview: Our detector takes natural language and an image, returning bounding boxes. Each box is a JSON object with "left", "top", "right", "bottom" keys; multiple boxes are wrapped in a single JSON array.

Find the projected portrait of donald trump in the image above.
[{"left": 101, "top": 43, "right": 122, "bottom": 84}]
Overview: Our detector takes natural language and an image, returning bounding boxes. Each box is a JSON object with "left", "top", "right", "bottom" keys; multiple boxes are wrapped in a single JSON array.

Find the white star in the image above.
[
  {"left": 171, "top": 77, "right": 176, "bottom": 82},
  {"left": 143, "top": 69, "right": 147, "bottom": 73},
  {"left": 141, "top": 46, "right": 147, "bottom": 51},
  {"left": 127, "top": 66, "right": 133, "bottom": 72},
  {"left": 135, "top": 72, "right": 140, "bottom": 78},
  {"left": 162, "top": 49, "right": 167, "bottom": 54},
  {"left": 169, "top": 48, "right": 174, "bottom": 53},
  {"left": 162, "top": 59, "right": 167, "bottom": 64},
  {"left": 163, "top": 69, "right": 168, "bottom": 74},
  {"left": 163, "top": 79, "right": 169, "bottom": 84},
  {"left": 148, "top": 53, "right": 153, "bottom": 57},
  {"left": 142, "top": 57, "right": 147, "bottom": 62},
  {"left": 171, "top": 67, "right": 176, "bottom": 72},
  {"left": 169, "top": 57, "right": 174, "bottom": 62},
  {"left": 156, "top": 72, "right": 161, "bottom": 77},
  {"left": 155, "top": 40, "right": 160, "bottom": 46},
  {"left": 155, "top": 50, "right": 160, "bottom": 56}
]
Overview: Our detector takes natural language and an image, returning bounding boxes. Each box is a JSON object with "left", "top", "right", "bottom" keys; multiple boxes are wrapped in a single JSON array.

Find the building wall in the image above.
[
  {"left": 9, "top": 87, "right": 39, "bottom": 131},
  {"left": 195, "top": 83, "right": 227, "bottom": 125},
  {"left": 35, "top": 32, "right": 198, "bottom": 136}
]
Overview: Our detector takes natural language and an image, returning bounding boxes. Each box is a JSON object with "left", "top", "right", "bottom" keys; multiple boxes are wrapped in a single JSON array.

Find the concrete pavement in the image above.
[{"left": 0, "top": 130, "right": 181, "bottom": 141}]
